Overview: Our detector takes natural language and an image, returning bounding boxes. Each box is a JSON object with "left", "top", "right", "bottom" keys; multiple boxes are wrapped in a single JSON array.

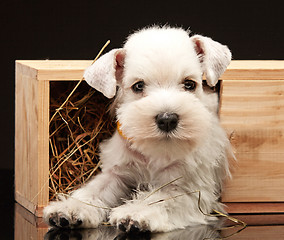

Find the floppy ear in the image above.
[
  {"left": 191, "top": 35, "right": 231, "bottom": 87},
  {"left": 83, "top": 48, "right": 125, "bottom": 98}
]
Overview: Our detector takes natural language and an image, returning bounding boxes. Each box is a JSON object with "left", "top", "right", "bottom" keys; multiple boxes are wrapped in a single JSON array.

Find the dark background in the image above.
[{"left": 1, "top": 0, "right": 283, "bottom": 171}]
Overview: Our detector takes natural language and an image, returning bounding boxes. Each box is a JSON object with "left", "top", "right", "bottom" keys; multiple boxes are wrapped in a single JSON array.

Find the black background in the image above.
[{"left": 0, "top": 0, "right": 283, "bottom": 170}]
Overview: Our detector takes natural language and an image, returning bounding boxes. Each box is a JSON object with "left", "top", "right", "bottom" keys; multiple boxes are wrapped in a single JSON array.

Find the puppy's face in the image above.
[{"left": 84, "top": 27, "right": 231, "bottom": 158}]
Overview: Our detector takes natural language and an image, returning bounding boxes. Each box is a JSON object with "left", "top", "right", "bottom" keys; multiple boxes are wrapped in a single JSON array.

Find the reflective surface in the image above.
[
  {"left": 43, "top": 225, "right": 225, "bottom": 240},
  {"left": 14, "top": 202, "right": 284, "bottom": 240},
  {"left": 43, "top": 225, "right": 284, "bottom": 240},
  {"left": 2, "top": 169, "right": 284, "bottom": 240}
]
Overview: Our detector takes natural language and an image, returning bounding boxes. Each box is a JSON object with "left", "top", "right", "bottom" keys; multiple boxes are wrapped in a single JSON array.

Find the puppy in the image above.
[{"left": 44, "top": 26, "right": 232, "bottom": 233}]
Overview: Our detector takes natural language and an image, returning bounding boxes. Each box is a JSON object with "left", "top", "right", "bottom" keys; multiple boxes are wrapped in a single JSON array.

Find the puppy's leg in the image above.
[
  {"left": 44, "top": 169, "right": 131, "bottom": 228},
  {"left": 110, "top": 187, "right": 216, "bottom": 232}
]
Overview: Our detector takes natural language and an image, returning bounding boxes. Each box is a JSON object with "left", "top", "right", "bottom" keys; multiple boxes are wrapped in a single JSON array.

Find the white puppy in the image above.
[{"left": 44, "top": 26, "right": 232, "bottom": 233}]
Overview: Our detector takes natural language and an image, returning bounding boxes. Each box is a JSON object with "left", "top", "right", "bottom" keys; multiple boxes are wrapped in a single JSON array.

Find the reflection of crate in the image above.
[{"left": 15, "top": 60, "right": 284, "bottom": 216}]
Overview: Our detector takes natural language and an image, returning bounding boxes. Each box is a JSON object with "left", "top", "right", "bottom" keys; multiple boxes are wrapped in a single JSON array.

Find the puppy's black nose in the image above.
[{"left": 155, "top": 112, "right": 179, "bottom": 132}]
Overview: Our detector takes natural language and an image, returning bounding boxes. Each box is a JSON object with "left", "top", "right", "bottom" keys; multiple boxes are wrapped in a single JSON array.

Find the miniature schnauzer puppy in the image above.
[{"left": 44, "top": 26, "right": 232, "bottom": 233}]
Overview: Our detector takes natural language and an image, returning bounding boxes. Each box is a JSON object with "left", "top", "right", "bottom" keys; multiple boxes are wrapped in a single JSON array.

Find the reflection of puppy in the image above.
[
  {"left": 44, "top": 224, "right": 221, "bottom": 240},
  {"left": 44, "top": 26, "right": 232, "bottom": 233},
  {"left": 44, "top": 227, "right": 118, "bottom": 240}
]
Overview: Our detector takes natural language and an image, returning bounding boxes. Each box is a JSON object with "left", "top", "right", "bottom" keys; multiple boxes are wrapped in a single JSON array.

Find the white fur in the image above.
[{"left": 44, "top": 26, "right": 232, "bottom": 233}]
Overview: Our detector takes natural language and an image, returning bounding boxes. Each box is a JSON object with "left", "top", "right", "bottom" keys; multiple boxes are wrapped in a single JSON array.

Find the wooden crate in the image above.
[
  {"left": 219, "top": 61, "right": 284, "bottom": 213},
  {"left": 15, "top": 60, "right": 93, "bottom": 217},
  {"left": 15, "top": 60, "right": 284, "bottom": 217}
]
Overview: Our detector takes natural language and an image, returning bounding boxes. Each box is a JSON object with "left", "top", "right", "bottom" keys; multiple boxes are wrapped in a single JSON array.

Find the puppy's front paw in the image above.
[
  {"left": 117, "top": 218, "right": 149, "bottom": 233},
  {"left": 43, "top": 199, "right": 103, "bottom": 228},
  {"left": 110, "top": 202, "right": 171, "bottom": 233},
  {"left": 47, "top": 211, "right": 83, "bottom": 229},
  {"left": 44, "top": 201, "right": 83, "bottom": 228}
]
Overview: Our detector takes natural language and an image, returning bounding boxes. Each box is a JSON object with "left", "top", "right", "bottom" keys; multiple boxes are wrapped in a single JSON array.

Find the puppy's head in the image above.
[{"left": 84, "top": 27, "right": 231, "bottom": 158}]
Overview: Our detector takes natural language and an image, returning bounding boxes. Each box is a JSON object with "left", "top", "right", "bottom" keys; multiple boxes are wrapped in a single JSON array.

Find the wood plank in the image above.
[
  {"left": 222, "top": 153, "right": 284, "bottom": 202},
  {"left": 224, "top": 128, "right": 284, "bottom": 153},
  {"left": 220, "top": 80, "right": 284, "bottom": 96},
  {"left": 15, "top": 60, "right": 284, "bottom": 81},
  {"left": 225, "top": 202, "right": 284, "bottom": 214},
  {"left": 220, "top": 79, "right": 284, "bottom": 202},
  {"left": 221, "top": 111, "right": 284, "bottom": 123},
  {"left": 37, "top": 80, "right": 50, "bottom": 207},
  {"left": 15, "top": 60, "right": 92, "bottom": 70},
  {"left": 220, "top": 80, "right": 284, "bottom": 152},
  {"left": 16, "top": 60, "right": 92, "bottom": 81},
  {"left": 15, "top": 62, "right": 49, "bottom": 215},
  {"left": 221, "top": 96, "right": 284, "bottom": 111},
  {"left": 227, "top": 214, "right": 284, "bottom": 225},
  {"left": 15, "top": 62, "right": 39, "bottom": 208},
  {"left": 227, "top": 60, "right": 284, "bottom": 70},
  {"left": 220, "top": 80, "right": 284, "bottom": 117},
  {"left": 222, "top": 60, "right": 284, "bottom": 80},
  {"left": 221, "top": 225, "right": 284, "bottom": 240}
]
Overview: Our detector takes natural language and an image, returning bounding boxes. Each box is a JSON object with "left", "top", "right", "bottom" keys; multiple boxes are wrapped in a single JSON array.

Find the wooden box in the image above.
[
  {"left": 15, "top": 60, "right": 284, "bottom": 217},
  {"left": 219, "top": 61, "right": 284, "bottom": 214}
]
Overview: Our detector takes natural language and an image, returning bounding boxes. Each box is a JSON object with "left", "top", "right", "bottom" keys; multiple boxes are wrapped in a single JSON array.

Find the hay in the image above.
[{"left": 49, "top": 81, "right": 115, "bottom": 200}]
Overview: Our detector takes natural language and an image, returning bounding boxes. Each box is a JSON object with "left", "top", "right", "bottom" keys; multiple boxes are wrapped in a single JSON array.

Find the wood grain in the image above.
[
  {"left": 225, "top": 202, "right": 284, "bottom": 213},
  {"left": 220, "top": 80, "right": 284, "bottom": 202},
  {"left": 15, "top": 60, "right": 92, "bottom": 80},
  {"left": 221, "top": 225, "right": 284, "bottom": 240},
  {"left": 222, "top": 60, "right": 284, "bottom": 80},
  {"left": 15, "top": 62, "right": 49, "bottom": 215}
]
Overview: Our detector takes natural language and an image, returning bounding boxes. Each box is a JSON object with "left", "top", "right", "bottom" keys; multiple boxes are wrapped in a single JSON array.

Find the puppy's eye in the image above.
[
  {"left": 131, "top": 81, "right": 145, "bottom": 93},
  {"left": 183, "top": 79, "right": 197, "bottom": 91}
]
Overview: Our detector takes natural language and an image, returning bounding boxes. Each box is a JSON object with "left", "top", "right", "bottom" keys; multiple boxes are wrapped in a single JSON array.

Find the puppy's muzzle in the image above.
[{"left": 155, "top": 112, "right": 179, "bottom": 133}]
